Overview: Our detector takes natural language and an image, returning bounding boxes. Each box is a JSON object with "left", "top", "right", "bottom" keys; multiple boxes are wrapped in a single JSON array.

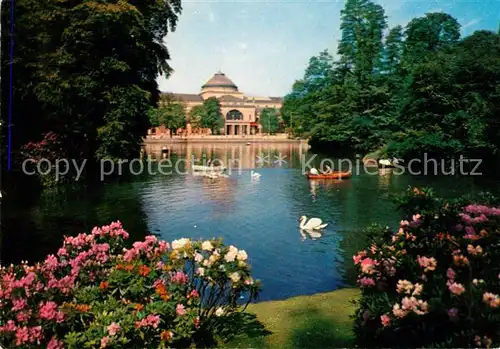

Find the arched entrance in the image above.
[
  {"left": 226, "top": 109, "right": 243, "bottom": 120},
  {"left": 226, "top": 110, "right": 244, "bottom": 135}
]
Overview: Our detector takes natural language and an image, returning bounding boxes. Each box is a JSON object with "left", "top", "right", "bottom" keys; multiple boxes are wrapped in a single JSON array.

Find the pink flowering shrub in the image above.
[
  {"left": 21, "top": 132, "right": 67, "bottom": 187},
  {"left": 353, "top": 187, "right": 500, "bottom": 348},
  {"left": 0, "top": 222, "right": 261, "bottom": 348}
]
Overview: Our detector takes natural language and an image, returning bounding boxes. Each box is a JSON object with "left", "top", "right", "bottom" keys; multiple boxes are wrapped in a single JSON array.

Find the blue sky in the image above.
[{"left": 157, "top": 0, "right": 500, "bottom": 97}]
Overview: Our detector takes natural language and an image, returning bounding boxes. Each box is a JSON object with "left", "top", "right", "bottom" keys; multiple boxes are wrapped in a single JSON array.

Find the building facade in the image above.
[{"left": 164, "top": 71, "right": 283, "bottom": 135}]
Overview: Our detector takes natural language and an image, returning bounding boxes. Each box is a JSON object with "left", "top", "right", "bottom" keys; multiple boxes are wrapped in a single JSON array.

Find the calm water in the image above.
[{"left": 2, "top": 143, "right": 498, "bottom": 301}]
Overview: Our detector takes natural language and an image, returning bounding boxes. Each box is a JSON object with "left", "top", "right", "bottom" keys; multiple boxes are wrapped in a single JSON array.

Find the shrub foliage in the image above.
[
  {"left": 0, "top": 222, "right": 260, "bottom": 348},
  {"left": 353, "top": 187, "right": 500, "bottom": 348}
]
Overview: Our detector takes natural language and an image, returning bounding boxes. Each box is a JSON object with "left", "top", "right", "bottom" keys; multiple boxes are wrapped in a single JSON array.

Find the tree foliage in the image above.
[
  {"left": 259, "top": 108, "right": 280, "bottom": 134},
  {"left": 200, "top": 97, "right": 224, "bottom": 134},
  {"left": 149, "top": 94, "right": 187, "bottom": 134},
  {"left": 283, "top": 0, "right": 500, "bottom": 162},
  {"left": 1, "top": 0, "right": 182, "bottom": 179}
]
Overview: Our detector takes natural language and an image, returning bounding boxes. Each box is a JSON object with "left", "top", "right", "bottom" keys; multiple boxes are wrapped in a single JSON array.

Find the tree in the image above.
[
  {"left": 200, "top": 97, "right": 224, "bottom": 134},
  {"left": 338, "top": 0, "right": 387, "bottom": 82},
  {"left": 402, "top": 12, "right": 461, "bottom": 72},
  {"left": 1, "top": 0, "right": 182, "bottom": 179},
  {"left": 188, "top": 106, "right": 205, "bottom": 129},
  {"left": 153, "top": 94, "right": 186, "bottom": 134},
  {"left": 281, "top": 50, "right": 333, "bottom": 133},
  {"left": 383, "top": 26, "right": 404, "bottom": 75},
  {"left": 259, "top": 108, "right": 280, "bottom": 134}
]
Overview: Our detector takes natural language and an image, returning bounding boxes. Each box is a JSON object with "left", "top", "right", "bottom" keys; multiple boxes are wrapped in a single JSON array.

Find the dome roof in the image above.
[{"left": 201, "top": 72, "right": 238, "bottom": 90}]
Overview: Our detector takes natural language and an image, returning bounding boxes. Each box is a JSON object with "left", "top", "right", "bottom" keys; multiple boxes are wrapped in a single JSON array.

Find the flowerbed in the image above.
[
  {"left": 0, "top": 222, "right": 260, "bottom": 348},
  {"left": 353, "top": 187, "right": 500, "bottom": 348}
]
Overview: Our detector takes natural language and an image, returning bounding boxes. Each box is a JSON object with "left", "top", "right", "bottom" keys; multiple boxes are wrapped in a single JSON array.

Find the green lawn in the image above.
[{"left": 224, "top": 288, "right": 360, "bottom": 348}]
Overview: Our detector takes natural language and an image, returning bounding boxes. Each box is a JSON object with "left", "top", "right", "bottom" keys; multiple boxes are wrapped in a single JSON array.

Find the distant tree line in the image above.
[{"left": 281, "top": 0, "right": 500, "bottom": 162}]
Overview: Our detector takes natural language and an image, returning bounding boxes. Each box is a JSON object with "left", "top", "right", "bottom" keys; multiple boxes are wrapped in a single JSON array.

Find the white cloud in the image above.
[
  {"left": 462, "top": 18, "right": 481, "bottom": 30},
  {"left": 238, "top": 42, "right": 248, "bottom": 50}
]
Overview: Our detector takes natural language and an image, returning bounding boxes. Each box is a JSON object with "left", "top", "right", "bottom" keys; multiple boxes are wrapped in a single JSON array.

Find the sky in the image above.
[{"left": 157, "top": 0, "right": 500, "bottom": 97}]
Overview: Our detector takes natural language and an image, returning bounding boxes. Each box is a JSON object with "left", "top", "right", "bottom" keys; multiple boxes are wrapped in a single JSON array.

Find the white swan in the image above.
[
  {"left": 299, "top": 216, "right": 328, "bottom": 230},
  {"left": 251, "top": 170, "right": 261, "bottom": 179}
]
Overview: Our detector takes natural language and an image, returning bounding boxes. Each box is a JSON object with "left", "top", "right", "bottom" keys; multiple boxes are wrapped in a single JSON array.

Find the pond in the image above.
[{"left": 2, "top": 143, "right": 498, "bottom": 301}]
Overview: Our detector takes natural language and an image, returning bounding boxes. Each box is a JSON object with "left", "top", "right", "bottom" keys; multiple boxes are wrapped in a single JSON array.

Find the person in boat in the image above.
[{"left": 310, "top": 167, "right": 319, "bottom": 175}]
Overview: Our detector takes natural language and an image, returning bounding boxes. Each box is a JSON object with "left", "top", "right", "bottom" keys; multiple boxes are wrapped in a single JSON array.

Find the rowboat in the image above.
[
  {"left": 307, "top": 171, "right": 352, "bottom": 180},
  {"left": 192, "top": 165, "right": 227, "bottom": 172}
]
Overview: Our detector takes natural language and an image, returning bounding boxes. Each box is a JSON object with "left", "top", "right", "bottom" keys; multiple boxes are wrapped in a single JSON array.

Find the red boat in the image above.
[{"left": 306, "top": 171, "right": 352, "bottom": 180}]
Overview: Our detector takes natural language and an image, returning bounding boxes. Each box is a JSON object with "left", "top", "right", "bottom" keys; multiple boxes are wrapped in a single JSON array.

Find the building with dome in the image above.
[{"left": 163, "top": 71, "right": 283, "bottom": 135}]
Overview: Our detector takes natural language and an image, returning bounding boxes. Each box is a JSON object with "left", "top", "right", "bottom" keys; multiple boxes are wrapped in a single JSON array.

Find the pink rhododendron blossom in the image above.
[
  {"left": 448, "top": 282, "right": 465, "bottom": 295},
  {"left": 358, "top": 277, "right": 375, "bottom": 287},
  {"left": 12, "top": 298, "right": 28, "bottom": 311},
  {"left": 16, "top": 311, "right": 31, "bottom": 323},
  {"left": 353, "top": 251, "right": 367, "bottom": 265},
  {"left": 39, "top": 301, "right": 64, "bottom": 322},
  {"left": 380, "top": 314, "right": 391, "bottom": 327},
  {"left": 171, "top": 271, "right": 188, "bottom": 285},
  {"left": 176, "top": 303, "right": 186, "bottom": 316},
  {"left": 44, "top": 255, "right": 59, "bottom": 271},
  {"left": 360, "top": 258, "right": 378, "bottom": 274},
  {"left": 392, "top": 303, "right": 407, "bottom": 318},
  {"left": 100, "top": 336, "right": 111, "bottom": 348},
  {"left": 107, "top": 322, "right": 121, "bottom": 336},
  {"left": 417, "top": 256, "right": 437, "bottom": 272},
  {"left": 188, "top": 289, "right": 199, "bottom": 298},
  {"left": 467, "top": 244, "right": 483, "bottom": 256},
  {"left": 446, "top": 268, "right": 456, "bottom": 280},
  {"left": 135, "top": 314, "right": 161, "bottom": 329},
  {"left": 483, "top": 292, "right": 500, "bottom": 308}
]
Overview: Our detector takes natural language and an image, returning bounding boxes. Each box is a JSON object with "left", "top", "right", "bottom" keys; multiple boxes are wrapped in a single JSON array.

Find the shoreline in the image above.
[{"left": 144, "top": 136, "right": 309, "bottom": 145}]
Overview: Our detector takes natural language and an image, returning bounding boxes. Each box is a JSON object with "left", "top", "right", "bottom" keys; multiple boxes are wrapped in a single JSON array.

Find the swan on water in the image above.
[
  {"left": 250, "top": 170, "right": 261, "bottom": 179},
  {"left": 299, "top": 216, "right": 328, "bottom": 230}
]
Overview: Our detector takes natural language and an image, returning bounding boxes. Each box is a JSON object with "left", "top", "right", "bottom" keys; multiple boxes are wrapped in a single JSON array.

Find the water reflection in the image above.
[
  {"left": 3, "top": 142, "right": 499, "bottom": 301},
  {"left": 143, "top": 143, "right": 308, "bottom": 170},
  {"left": 299, "top": 229, "right": 323, "bottom": 241}
]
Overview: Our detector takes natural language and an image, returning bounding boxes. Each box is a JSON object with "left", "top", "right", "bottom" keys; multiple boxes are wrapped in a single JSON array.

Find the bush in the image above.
[
  {"left": 353, "top": 187, "right": 500, "bottom": 348},
  {"left": 0, "top": 222, "right": 261, "bottom": 348}
]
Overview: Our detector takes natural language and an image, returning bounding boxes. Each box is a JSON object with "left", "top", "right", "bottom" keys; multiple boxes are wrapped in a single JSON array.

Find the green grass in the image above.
[{"left": 224, "top": 288, "right": 360, "bottom": 348}]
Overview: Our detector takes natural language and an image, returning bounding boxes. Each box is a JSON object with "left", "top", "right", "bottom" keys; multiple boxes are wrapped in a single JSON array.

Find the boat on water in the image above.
[
  {"left": 306, "top": 171, "right": 352, "bottom": 180},
  {"left": 192, "top": 165, "right": 227, "bottom": 172}
]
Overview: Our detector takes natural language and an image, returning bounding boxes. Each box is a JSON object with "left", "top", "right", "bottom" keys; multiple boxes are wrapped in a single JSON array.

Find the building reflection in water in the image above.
[{"left": 143, "top": 142, "right": 308, "bottom": 171}]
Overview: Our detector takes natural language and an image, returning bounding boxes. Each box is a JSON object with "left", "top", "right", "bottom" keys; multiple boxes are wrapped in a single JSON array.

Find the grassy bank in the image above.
[{"left": 225, "top": 288, "right": 360, "bottom": 348}]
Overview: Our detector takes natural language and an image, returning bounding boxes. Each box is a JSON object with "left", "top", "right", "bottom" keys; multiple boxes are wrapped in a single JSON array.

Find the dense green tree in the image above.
[
  {"left": 1, "top": 0, "right": 182, "bottom": 179},
  {"left": 389, "top": 30, "right": 500, "bottom": 159},
  {"left": 338, "top": 0, "right": 387, "bottom": 82},
  {"left": 188, "top": 106, "right": 205, "bottom": 129},
  {"left": 402, "top": 12, "right": 461, "bottom": 72},
  {"left": 259, "top": 108, "right": 280, "bottom": 134},
  {"left": 281, "top": 50, "right": 333, "bottom": 134},
  {"left": 200, "top": 97, "right": 224, "bottom": 134},
  {"left": 283, "top": 1, "right": 500, "bottom": 163},
  {"left": 149, "top": 94, "right": 186, "bottom": 134},
  {"left": 383, "top": 25, "right": 404, "bottom": 75}
]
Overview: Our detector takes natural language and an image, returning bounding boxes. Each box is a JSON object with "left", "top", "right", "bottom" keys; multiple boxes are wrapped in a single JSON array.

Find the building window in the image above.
[{"left": 226, "top": 109, "right": 243, "bottom": 121}]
